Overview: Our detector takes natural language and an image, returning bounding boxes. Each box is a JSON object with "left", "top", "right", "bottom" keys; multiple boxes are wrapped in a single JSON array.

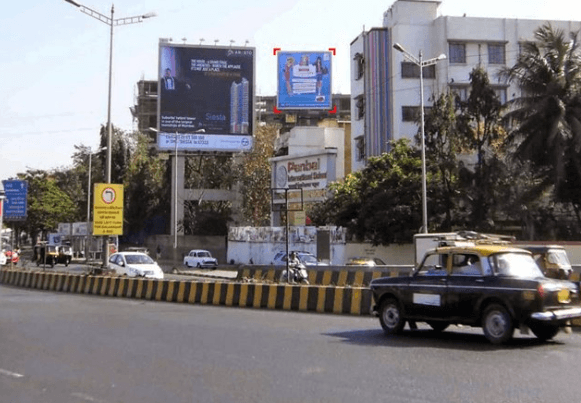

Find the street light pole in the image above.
[
  {"left": 63, "top": 0, "right": 156, "bottom": 184},
  {"left": 393, "top": 43, "right": 446, "bottom": 234},
  {"left": 86, "top": 147, "right": 106, "bottom": 263}
]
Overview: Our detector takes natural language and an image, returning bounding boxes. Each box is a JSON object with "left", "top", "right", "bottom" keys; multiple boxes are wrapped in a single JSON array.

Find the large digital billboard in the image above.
[
  {"left": 157, "top": 44, "right": 255, "bottom": 152},
  {"left": 276, "top": 51, "right": 332, "bottom": 110}
]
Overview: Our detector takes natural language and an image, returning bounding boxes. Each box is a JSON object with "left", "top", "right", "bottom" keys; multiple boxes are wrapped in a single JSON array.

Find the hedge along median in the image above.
[{"left": 0, "top": 269, "right": 373, "bottom": 316}]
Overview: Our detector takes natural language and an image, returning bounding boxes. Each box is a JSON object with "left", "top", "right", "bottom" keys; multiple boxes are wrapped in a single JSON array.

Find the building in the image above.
[{"left": 350, "top": 0, "right": 581, "bottom": 172}]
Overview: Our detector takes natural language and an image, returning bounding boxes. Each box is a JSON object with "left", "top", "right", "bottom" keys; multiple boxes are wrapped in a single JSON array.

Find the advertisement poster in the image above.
[
  {"left": 277, "top": 51, "right": 332, "bottom": 110},
  {"left": 2, "top": 180, "right": 27, "bottom": 221},
  {"left": 158, "top": 44, "right": 255, "bottom": 153}
]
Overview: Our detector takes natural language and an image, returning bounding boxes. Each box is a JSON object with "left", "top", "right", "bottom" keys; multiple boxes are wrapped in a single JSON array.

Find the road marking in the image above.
[
  {"left": 71, "top": 392, "right": 107, "bottom": 402},
  {"left": 0, "top": 368, "right": 24, "bottom": 378}
]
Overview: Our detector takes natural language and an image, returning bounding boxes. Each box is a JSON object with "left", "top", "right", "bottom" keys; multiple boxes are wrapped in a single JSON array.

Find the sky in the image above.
[{"left": 1, "top": 0, "right": 581, "bottom": 180}]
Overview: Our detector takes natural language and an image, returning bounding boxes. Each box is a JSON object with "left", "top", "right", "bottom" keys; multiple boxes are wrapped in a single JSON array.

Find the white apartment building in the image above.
[{"left": 350, "top": 0, "right": 581, "bottom": 172}]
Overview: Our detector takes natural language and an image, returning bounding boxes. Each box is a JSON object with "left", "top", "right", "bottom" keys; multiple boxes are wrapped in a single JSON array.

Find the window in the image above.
[
  {"left": 355, "top": 136, "right": 365, "bottom": 161},
  {"left": 450, "top": 85, "right": 469, "bottom": 106},
  {"left": 449, "top": 42, "right": 466, "bottom": 64},
  {"left": 417, "top": 253, "right": 448, "bottom": 276},
  {"left": 355, "top": 96, "right": 365, "bottom": 120},
  {"left": 401, "top": 62, "right": 436, "bottom": 79},
  {"left": 353, "top": 53, "right": 365, "bottom": 80},
  {"left": 493, "top": 87, "right": 507, "bottom": 104},
  {"left": 401, "top": 106, "right": 432, "bottom": 122},
  {"left": 451, "top": 254, "right": 482, "bottom": 276},
  {"left": 488, "top": 43, "right": 505, "bottom": 64}
]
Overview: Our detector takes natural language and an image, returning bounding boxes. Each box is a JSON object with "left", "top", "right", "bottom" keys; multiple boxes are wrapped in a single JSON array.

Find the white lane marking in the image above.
[
  {"left": 71, "top": 392, "right": 107, "bottom": 402},
  {"left": 0, "top": 368, "right": 24, "bottom": 378}
]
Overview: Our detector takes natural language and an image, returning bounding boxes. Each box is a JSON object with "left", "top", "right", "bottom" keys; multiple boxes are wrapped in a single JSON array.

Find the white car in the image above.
[
  {"left": 183, "top": 249, "right": 218, "bottom": 269},
  {"left": 0, "top": 251, "right": 6, "bottom": 266},
  {"left": 108, "top": 252, "right": 164, "bottom": 279},
  {"left": 272, "top": 251, "right": 328, "bottom": 266}
]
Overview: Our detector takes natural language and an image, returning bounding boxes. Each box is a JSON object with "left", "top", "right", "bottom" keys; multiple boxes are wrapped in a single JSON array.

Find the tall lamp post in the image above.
[
  {"left": 393, "top": 43, "right": 446, "bottom": 234},
  {"left": 85, "top": 147, "right": 106, "bottom": 263},
  {"left": 63, "top": 0, "right": 156, "bottom": 184}
]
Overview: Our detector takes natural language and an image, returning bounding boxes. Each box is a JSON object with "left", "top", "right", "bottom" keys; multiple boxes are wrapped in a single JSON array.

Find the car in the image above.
[
  {"left": 108, "top": 252, "right": 164, "bottom": 279},
  {"left": 370, "top": 243, "right": 581, "bottom": 344},
  {"left": 183, "top": 249, "right": 218, "bottom": 269},
  {"left": 272, "top": 251, "right": 329, "bottom": 266},
  {"left": 518, "top": 244, "right": 572, "bottom": 279},
  {"left": 0, "top": 251, "right": 6, "bottom": 266},
  {"left": 345, "top": 256, "right": 386, "bottom": 266}
]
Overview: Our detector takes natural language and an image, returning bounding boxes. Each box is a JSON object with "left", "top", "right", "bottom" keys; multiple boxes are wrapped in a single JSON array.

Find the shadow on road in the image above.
[{"left": 323, "top": 324, "right": 567, "bottom": 351}]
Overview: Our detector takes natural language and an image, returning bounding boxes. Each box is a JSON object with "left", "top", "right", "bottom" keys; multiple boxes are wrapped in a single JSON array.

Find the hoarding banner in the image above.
[
  {"left": 277, "top": 51, "right": 332, "bottom": 110},
  {"left": 158, "top": 44, "right": 255, "bottom": 152},
  {"left": 2, "top": 180, "right": 28, "bottom": 221},
  {"left": 93, "top": 184, "right": 124, "bottom": 236}
]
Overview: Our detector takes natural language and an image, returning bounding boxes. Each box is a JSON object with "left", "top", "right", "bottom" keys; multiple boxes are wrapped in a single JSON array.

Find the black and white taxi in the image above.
[{"left": 370, "top": 244, "right": 581, "bottom": 344}]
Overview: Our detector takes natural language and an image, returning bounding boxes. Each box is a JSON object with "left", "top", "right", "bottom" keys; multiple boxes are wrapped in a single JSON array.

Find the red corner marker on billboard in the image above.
[
  {"left": 328, "top": 48, "right": 336, "bottom": 55},
  {"left": 273, "top": 106, "right": 282, "bottom": 114},
  {"left": 273, "top": 47, "right": 281, "bottom": 55},
  {"left": 328, "top": 105, "right": 337, "bottom": 114}
]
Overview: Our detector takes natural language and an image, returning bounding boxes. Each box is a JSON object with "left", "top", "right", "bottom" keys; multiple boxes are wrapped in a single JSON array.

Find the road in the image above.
[{"left": 1, "top": 285, "right": 581, "bottom": 402}]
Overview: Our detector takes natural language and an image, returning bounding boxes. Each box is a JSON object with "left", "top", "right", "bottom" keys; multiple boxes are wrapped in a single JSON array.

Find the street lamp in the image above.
[
  {"left": 63, "top": 0, "right": 156, "bottom": 184},
  {"left": 393, "top": 43, "right": 446, "bottom": 234},
  {"left": 85, "top": 146, "right": 106, "bottom": 262}
]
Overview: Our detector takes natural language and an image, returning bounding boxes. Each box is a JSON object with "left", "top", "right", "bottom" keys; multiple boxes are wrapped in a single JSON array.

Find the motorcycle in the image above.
[{"left": 280, "top": 261, "right": 310, "bottom": 284}]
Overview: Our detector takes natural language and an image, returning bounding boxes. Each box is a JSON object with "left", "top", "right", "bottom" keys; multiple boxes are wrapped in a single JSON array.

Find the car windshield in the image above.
[
  {"left": 547, "top": 250, "right": 571, "bottom": 266},
  {"left": 198, "top": 251, "right": 211, "bottom": 257},
  {"left": 488, "top": 252, "right": 544, "bottom": 278},
  {"left": 299, "top": 254, "right": 317, "bottom": 264},
  {"left": 125, "top": 254, "right": 155, "bottom": 265}
]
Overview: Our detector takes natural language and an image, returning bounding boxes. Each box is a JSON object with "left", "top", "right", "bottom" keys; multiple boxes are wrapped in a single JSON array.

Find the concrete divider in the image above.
[
  {"left": 0, "top": 269, "right": 373, "bottom": 316},
  {"left": 236, "top": 265, "right": 413, "bottom": 286}
]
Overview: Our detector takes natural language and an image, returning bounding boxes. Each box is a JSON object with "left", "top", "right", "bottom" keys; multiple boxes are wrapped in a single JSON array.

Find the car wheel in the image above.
[
  {"left": 197, "top": 262, "right": 202, "bottom": 268},
  {"left": 482, "top": 304, "right": 514, "bottom": 344},
  {"left": 379, "top": 298, "right": 405, "bottom": 335},
  {"left": 529, "top": 323, "right": 560, "bottom": 341},
  {"left": 427, "top": 321, "right": 449, "bottom": 332}
]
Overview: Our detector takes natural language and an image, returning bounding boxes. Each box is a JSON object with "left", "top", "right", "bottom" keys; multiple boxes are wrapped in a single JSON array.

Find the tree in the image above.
[
  {"left": 310, "top": 139, "right": 423, "bottom": 244},
  {"left": 456, "top": 67, "right": 506, "bottom": 230},
  {"left": 123, "top": 133, "right": 168, "bottom": 243},
  {"left": 501, "top": 23, "right": 581, "bottom": 226},
  {"left": 21, "top": 170, "right": 78, "bottom": 242},
  {"left": 236, "top": 124, "right": 278, "bottom": 226}
]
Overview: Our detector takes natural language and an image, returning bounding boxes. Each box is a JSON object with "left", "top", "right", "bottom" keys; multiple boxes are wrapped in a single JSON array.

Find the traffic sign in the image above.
[{"left": 2, "top": 180, "right": 28, "bottom": 221}]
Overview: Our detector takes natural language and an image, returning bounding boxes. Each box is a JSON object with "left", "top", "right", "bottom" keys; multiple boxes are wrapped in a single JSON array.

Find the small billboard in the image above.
[
  {"left": 277, "top": 51, "right": 332, "bottom": 110},
  {"left": 157, "top": 44, "right": 255, "bottom": 153},
  {"left": 93, "top": 184, "right": 124, "bottom": 236}
]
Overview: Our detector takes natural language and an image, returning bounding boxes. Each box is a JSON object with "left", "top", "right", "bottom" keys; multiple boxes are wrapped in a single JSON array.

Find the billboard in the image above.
[
  {"left": 157, "top": 44, "right": 255, "bottom": 153},
  {"left": 2, "top": 180, "right": 28, "bottom": 221},
  {"left": 277, "top": 51, "right": 332, "bottom": 110}
]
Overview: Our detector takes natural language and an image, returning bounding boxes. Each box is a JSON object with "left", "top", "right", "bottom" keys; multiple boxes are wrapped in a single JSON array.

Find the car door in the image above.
[
  {"left": 405, "top": 251, "right": 450, "bottom": 319},
  {"left": 446, "top": 253, "right": 490, "bottom": 319}
]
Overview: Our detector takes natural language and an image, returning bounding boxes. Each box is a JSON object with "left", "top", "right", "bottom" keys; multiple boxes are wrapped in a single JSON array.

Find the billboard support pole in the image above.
[{"left": 174, "top": 132, "right": 178, "bottom": 250}]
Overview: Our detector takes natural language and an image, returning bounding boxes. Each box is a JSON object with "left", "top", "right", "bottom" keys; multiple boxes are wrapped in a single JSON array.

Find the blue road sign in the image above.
[{"left": 2, "top": 180, "right": 28, "bottom": 221}]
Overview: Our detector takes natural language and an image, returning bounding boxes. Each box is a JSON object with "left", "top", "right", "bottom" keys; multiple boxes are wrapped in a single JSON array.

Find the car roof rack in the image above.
[{"left": 436, "top": 231, "right": 515, "bottom": 247}]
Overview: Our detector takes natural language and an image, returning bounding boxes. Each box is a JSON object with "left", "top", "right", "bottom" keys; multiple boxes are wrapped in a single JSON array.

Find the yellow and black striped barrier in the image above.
[
  {"left": 236, "top": 266, "right": 410, "bottom": 286},
  {"left": 0, "top": 269, "right": 373, "bottom": 316}
]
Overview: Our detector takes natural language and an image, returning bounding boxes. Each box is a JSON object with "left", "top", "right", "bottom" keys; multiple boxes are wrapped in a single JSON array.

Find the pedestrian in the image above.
[{"left": 156, "top": 245, "right": 162, "bottom": 260}]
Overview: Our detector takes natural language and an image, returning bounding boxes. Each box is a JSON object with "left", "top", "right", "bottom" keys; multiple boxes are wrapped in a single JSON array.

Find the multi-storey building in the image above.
[{"left": 350, "top": 0, "right": 581, "bottom": 172}]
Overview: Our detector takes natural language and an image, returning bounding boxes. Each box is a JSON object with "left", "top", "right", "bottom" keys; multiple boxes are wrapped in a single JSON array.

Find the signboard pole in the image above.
[{"left": 0, "top": 184, "right": 5, "bottom": 254}]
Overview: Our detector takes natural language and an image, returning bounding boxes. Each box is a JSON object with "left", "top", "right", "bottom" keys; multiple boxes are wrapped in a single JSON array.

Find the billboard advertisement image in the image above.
[
  {"left": 277, "top": 51, "right": 332, "bottom": 110},
  {"left": 158, "top": 44, "right": 255, "bottom": 152}
]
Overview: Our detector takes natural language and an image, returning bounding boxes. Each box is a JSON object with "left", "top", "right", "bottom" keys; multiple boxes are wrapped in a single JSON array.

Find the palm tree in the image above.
[{"left": 500, "top": 23, "right": 581, "bottom": 223}]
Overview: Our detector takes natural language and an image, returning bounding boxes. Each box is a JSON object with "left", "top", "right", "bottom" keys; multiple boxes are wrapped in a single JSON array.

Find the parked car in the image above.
[
  {"left": 183, "top": 249, "right": 218, "bottom": 269},
  {"left": 518, "top": 244, "right": 572, "bottom": 279},
  {"left": 370, "top": 243, "right": 581, "bottom": 344},
  {"left": 108, "top": 252, "right": 164, "bottom": 279},
  {"left": 345, "top": 256, "right": 386, "bottom": 266},
  {"left": 273, "top": 251, "right": 328, "bottom": 266}
]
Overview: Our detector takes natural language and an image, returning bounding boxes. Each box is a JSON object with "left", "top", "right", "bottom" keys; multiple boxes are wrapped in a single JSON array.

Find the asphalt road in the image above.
[{"left": 2, "top": 284, "right": 581, "bottom": 402}]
